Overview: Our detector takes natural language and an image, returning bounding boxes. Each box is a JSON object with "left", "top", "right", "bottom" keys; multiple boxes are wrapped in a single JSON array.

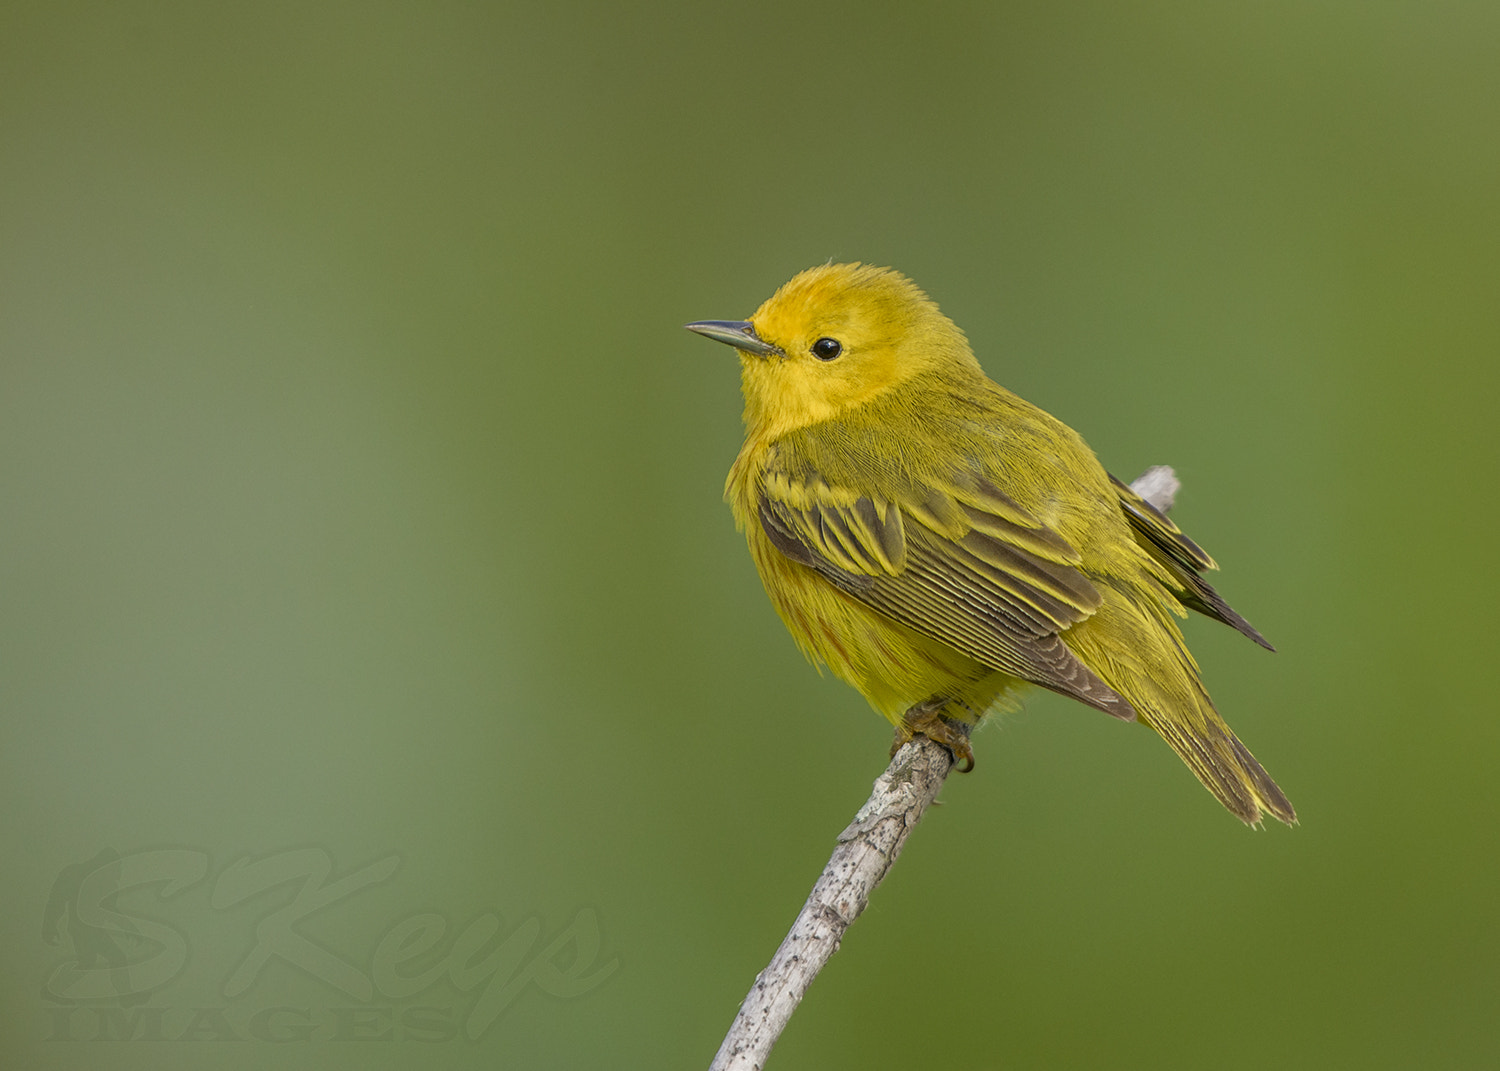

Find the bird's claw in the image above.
[{"left": 891, "top": 699, "right": 975, "bottom": 773}]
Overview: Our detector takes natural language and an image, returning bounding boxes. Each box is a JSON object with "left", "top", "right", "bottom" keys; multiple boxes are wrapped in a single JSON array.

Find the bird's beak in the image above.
[{"left": 683, "top": 320, "right": 782, "bottom": 358}]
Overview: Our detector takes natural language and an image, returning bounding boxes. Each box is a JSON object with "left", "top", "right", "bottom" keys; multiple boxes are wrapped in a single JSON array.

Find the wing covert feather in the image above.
[
  {"left": 758, "top": 462, "right": 1135, "bottom": 720},
  {"left": 1110, "top": 475, "right": 1274, "bottom": 650}
]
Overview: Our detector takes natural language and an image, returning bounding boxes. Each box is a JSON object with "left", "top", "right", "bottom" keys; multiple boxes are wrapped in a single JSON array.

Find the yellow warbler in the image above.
[{"left": 687, "top": 263, "right": 1293, "bottom": 825}]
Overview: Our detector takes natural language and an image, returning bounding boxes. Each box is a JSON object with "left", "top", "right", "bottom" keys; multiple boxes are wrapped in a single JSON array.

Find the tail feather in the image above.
[
  {"left": 1067, "top": 589, "right": 1295, "bottom": 826},
  {"left": 1228, "top": 732, "right": 1297, "bottom": 825},
  {"left": 1151, "top": 715, "right": 1296, "bottom": 826}
]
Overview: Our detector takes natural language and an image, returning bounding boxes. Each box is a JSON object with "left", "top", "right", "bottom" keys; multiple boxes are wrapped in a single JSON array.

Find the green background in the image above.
[{"left": 4, "top": 2, "right": 1497, "bottom": 1068}]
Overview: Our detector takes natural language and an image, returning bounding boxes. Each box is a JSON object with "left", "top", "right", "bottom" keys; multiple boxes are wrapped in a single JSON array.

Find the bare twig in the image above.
[
  {"left": 708, "top": 467, "right": 1182, "bottom": 1070},
  {"left": 1130, "top": 465, "right": 1181, "bottom": 513},
  {"left": 708, "top": 736, "right": 955, "bottom": 1071}
]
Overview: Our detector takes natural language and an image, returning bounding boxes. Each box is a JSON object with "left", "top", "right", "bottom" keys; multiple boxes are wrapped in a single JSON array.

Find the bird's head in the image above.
[{"left": 687, "top": 263, "right": 979, "bottom": 438}]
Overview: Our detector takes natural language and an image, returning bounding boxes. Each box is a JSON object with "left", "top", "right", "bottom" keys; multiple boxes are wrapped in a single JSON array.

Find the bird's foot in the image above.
[{"left": 891, "top": 698, "right": 975, "bottom": 772}]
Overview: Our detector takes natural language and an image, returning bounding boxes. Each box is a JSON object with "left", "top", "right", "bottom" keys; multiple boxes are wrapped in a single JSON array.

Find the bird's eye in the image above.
[{"left": 811, "top": 337, "right": 843, "bottom": 361}]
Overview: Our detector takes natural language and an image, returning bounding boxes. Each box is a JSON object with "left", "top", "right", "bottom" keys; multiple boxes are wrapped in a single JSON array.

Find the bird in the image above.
[{"left": 686, "top": 262, "right": 1294, "bottom": 825}]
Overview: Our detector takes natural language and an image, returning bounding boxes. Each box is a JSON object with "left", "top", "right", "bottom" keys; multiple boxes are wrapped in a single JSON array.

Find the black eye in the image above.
[{"left": 811, "top": 337, "right": 843, "bottom": 361}]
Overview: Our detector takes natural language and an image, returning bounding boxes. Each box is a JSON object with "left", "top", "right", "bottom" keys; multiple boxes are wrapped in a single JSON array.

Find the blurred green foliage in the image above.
[{"left": 3, "top": 2, "right": 1497, "bottom": 1068}]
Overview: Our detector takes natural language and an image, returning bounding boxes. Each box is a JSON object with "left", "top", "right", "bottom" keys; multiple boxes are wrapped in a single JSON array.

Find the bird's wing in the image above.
[
  {"left": 1109, "top": 475, "right": 1274, "bottom": 650},
  {"left": 758, "top": 464, "right": 1136, "bottom": 720}
]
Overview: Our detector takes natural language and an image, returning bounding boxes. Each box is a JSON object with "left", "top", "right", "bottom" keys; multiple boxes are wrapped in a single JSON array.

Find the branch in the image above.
[
  {"left": 1129, "top": 465, "right": 1181, "bottom": 514},
  {"left": 708, "top": 467, "right": 1182, "bottom": 1070},
  {"left": 708, "top": 736, "right": 955, "bottom": 1070}
]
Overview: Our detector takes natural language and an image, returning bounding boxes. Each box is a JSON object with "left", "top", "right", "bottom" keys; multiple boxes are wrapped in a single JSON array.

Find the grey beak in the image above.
[{"left": 684, "top": 320, "right": 782, "bottom": 358}]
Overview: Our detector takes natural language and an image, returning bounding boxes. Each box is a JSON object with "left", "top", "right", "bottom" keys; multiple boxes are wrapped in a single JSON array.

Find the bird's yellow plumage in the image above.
[{"left": 688, "top": 263, "right": 1294, "bottom": 825}]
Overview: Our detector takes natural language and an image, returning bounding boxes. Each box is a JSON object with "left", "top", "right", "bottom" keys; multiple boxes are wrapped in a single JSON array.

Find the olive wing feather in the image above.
[
  {"left": 758, "top": 467, "right": 1136, "bottom": 720},
  {"left": 1109, "top": 475, "right": 1274, "bottom": 651}
]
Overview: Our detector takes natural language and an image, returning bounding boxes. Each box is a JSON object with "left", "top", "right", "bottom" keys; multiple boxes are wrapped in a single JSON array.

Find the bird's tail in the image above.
[
  {"left": 1067, "top": 591, "right": 1296, "bottom": 826},
  {"left": 1147, "top": 710, "right": 1296, "bottom": 826}
]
